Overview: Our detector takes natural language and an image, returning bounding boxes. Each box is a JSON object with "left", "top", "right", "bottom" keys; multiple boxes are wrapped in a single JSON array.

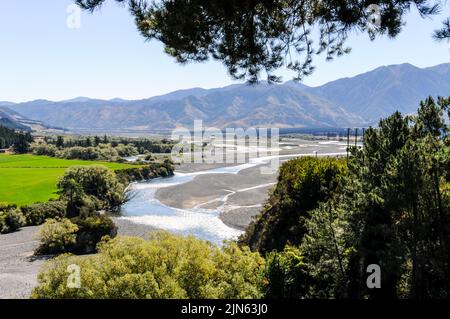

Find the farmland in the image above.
[{"left": 0, "top": 154, "right": 138, "bottom": 206}]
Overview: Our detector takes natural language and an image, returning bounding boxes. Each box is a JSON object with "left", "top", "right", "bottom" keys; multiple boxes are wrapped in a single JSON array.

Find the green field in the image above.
[{"left": 0, "top": 154, "right": 137, "bottom": 206}]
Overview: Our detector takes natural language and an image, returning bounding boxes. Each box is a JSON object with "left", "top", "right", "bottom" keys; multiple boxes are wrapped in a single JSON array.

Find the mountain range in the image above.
[
  {"left": 0, "top": 103, "right": 64, "bottom": 132},
  {"left": 3, "top": 63, "right": 450, "bottom": 131},
  {"left": 0, "top": 106, "right": 31, "bottom": 131}
]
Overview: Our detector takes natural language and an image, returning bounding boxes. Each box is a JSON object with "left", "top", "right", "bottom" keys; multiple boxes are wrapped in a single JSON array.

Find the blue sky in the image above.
[{"left": 1, "top": 0, "right": 450, "bottom": 102}]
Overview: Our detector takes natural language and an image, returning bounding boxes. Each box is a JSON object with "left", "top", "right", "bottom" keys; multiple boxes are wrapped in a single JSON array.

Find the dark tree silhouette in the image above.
[{"left": 75, "top": 0, "right": 445, "bottom": 83}]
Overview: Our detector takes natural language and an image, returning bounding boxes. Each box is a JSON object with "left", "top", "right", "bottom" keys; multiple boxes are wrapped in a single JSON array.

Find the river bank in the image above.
[
  {"left": 0, "top": 218, "right": 156, "bottom": 299},
  {"left": 0, "top": 138, "right": 347, "bottom": 298},
  {"left": 119, "top": 139, "right": 347, "bottom": 242},
  {"left": 155, "top": 163, "right": 276, "bottom": 230}
]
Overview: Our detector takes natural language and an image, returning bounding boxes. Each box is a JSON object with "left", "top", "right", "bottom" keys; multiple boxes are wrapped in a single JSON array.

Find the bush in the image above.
[
  {"left": 0, "top": 202, "right": 16, "bottom": 211},
  {"left": 30, "top": 143, "right": 58, "bottom": 157},
  {"left": 71, "top": 214, "right": 117, "bottom": 254},
  {"left": 57, "top": 146, "right": 101, "bottom": 161},
  {"left": 32, "top": 232, "right": 264, "bottom": 299},
  {"left": 58, "top": 165, "right": 125, "bottom": 209},
  {"left": 261, "top": 246, "right": 310, "bottom": 299},
  {"left": 35, "top": 218, "right": 79, "bottom": 255},
  {"left": 241, "top": 157, "right": 347, "bottom": 253},
  {"left": 21, "top": 201, "right": 67, "bottom": 226},
  {"left": 115, "top": 162, "right": 174, "bottom": 184},
  {"left": 0, "top": 208, "right": 25, "bottom": 234},
  {"left": 115, "top": 143, "right": 138, "bottom": 157}
]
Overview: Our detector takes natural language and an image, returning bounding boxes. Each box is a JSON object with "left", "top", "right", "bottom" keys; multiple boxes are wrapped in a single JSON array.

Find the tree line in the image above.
[
  {"left": 242, "top": 96, "right": 450, "bottom": 299},
  {"left": 0, "top": 125, "right": 32, "bottom": 153},
  {"left": 28, "top": 96, "right": 450, "bottom": 299},
  {"left": 43, "top": 135, "right": 176, "bottom": 154}
]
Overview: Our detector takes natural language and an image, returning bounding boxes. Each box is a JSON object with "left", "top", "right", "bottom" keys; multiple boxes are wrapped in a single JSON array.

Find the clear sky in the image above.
[{"left": 1, "top": 0, "right": 450, "bottom": 102}]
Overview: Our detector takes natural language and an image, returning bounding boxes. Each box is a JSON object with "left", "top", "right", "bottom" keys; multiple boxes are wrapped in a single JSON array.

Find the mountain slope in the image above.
[
  {"left": 6, "top": 63, "right": 450, "bottom": 130},
  {"left": 0, "top": 107, "right": 31, "bottom": 131},
  {"left": 0, "top": 106, "right": 64, "bottom": 132},
  {"left": 304, "top": 63, "right": 450, "bottom": 121},
  {"left": 9, "top": 85, "right": 364, "bottom": 130}
]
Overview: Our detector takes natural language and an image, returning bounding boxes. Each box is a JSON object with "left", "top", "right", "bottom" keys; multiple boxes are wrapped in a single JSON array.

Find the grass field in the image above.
[{"left": 0, "top": 154, "right": 138, "bottom": 206}]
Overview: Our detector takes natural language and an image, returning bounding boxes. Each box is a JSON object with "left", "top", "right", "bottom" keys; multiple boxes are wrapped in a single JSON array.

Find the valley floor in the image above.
[
  {"left": 0, "top": 138, "right": 348, "bottom": 298},
  {"left": 156, "top": 163, "right": 277, "bottom": 230}
]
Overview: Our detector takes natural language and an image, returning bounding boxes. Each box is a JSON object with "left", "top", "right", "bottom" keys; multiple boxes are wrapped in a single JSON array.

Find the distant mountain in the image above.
[
  {"left": 0, "top": 106, "right": 64, "bottom": 132},
  {"left": 61, "top": 97, "right": 94, "bottom": 103},
  {"left": 0, "top": 102, "right": 16, "bottom": 106},
  {"left": 8, "top": 84, "right": 363, "bottom": 130},
  {"left": 303, "top": 63, "right": 450, "bottom": 122},
  {"left": 0, "top": 107, "right": 31, "bottom": 131},
  {"left": 5, "top": 63, "right": 450, "bottom": 130}
]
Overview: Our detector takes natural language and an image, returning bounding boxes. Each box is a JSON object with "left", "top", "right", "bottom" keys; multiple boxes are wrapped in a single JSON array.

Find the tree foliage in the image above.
[
  {"left": 57, "top": 165, "right": 126, "bottom": 214},
  {"left": 32, "top": 232, "right": 265, "bottom": 299},
  {"left": 35, "top": 218, "right": 79, "bottom": 255},
  {"left": 76, "top": 0, "right": 444, "bottom": 82},
  {"left": 261, "top": 96, "right": 450, "bottom": 299},
  {"left": 0, "top": 206, "right": 25, "bottom": 234},
  {"left": 241, "top": 156, "right": 347, "bottom": 254},
  {"left": 0, "top": 125, "right": 31, "bottom": 149}
]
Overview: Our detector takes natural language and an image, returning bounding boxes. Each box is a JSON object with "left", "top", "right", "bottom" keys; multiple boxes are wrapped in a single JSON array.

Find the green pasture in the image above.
[{"left": 0, "top": 154, "right": 136, "bottom": 206}]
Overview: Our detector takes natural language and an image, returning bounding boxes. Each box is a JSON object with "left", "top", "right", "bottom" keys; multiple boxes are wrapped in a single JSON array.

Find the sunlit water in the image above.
[{"left": 119, "top": 148, "right": 347, "bottom": 245}]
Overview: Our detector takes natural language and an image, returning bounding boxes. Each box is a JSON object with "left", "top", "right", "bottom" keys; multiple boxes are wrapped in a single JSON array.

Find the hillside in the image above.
[
  {"left": 303, "top": 63, "right": 450, "bottom": 121},
  {"left": 5, "top": 63, "right": 450, "bottom": 130},
  {"left": 0, "top": 106, "right": 64, "bottom": 132},
  {"left": 8, "top": 85, "right": 363, "bottom": 130},
  {"left": 0, "top": 107, "right": 31, "bottom": 131}
]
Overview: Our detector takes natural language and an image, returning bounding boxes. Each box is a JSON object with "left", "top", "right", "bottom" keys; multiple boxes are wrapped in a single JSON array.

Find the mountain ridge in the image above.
[{"left": 5, "top": 63, "right": 450, "bottom": 131}]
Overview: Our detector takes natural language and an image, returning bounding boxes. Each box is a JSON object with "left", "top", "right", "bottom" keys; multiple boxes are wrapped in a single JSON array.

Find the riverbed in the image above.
[
  {"left": 0, "top": 138, "right": 348, "bottom": 298},
  {"left": 118, "top": 139, "right": 348, "bottom": 245}
]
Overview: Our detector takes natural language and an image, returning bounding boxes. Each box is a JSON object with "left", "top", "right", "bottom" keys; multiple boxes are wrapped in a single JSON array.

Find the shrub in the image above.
[
  {"left": 71, "top": 214, "right": 117, "bottom": 254},
  {"left": 58, "top": 165, "right": 125, "bottom": 209},
  {"left": 261, "top": 246, "right": 310, "bottom": 299},
  {"left": 115, "top": 143, "right": 138, "bottom": 157},
  {"left": 30, "top": 143, "right": 58, "bottom": 157},
  {"left": 115, "top": 162, "right": 174, "bottom": 184},
  {"left": 57, "top": 146, "right": 101, "bottom": 161},
  {"left": 21, "top": 201, "right": 67, "bottom": 226},
  {"left": 0, "top": 208, "right": 25, "bottom": 234},
  {"left": 35, "top": 218, "right": 79, "bottom": 255},
  {"left": 240, "top": 157, "right": 347, "bottom": 253},
  {"left": 0, "top": 202, "right": 16, "bottom": 211},
  {"left": 32, "top": 232, "right": 264, "bottom": 299}
]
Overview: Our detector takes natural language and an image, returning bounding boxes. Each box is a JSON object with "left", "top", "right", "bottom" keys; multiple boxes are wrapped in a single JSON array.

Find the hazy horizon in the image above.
[{"left": 2, "top": 61, "right": 449, "bottom": 104}]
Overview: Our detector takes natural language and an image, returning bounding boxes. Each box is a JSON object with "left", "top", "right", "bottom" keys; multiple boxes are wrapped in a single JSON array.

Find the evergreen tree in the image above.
[
  {"left": 259, "top": 97, "right": 450, "bottom": 299},
  {"left": 76, "top": 0, "right": 444, "bottom": 83},
  {"left": 12, "top": 133, "right": 31, "bottom": 154},
  {"left": 56, "top": 136, "right": 64, "bottom": 148}
]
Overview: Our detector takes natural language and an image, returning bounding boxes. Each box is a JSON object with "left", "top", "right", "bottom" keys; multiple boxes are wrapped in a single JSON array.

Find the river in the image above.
[
  {"left": 118, "top": 156, "right": 280, "bottom": 245},
  {"left": 119, "top": 145, "right": 348, "bottom": 245}
]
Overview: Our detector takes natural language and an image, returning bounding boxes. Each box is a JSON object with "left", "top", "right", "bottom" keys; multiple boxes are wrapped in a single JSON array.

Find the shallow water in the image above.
[
  {"left": 119, "top": 147, "right": 347, "bottom": 245},
  {"left": 119, "top": 156, "right": 277, "bottom": 245}
]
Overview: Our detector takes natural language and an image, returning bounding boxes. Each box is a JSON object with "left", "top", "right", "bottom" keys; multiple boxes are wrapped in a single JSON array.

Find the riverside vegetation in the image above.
[
  {"left": 1, "top": 158, "right": 174, "bottom": 253},
  {"left": 0, "top": 142, "right": 175, "bottom": 254},
  {"left": 0, "top": 154, "right": 140, "bottom": 206},
  {"left": 30, "top": 135, "right": 176, "bottom": 162},
  {"left": 0, "top": 133, "right": 176, "bottom": 205},
  {"left": 1, "top": 97, "right": 448, "bottom": 299},
  {"left": 29, "top": 97, "right": 450, "bottom": 299}
]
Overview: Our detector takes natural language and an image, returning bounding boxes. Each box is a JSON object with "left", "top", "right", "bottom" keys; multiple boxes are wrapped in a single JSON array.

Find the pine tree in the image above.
[{"left": 75, "top": 0, "right": 444, "bottom": 83}]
